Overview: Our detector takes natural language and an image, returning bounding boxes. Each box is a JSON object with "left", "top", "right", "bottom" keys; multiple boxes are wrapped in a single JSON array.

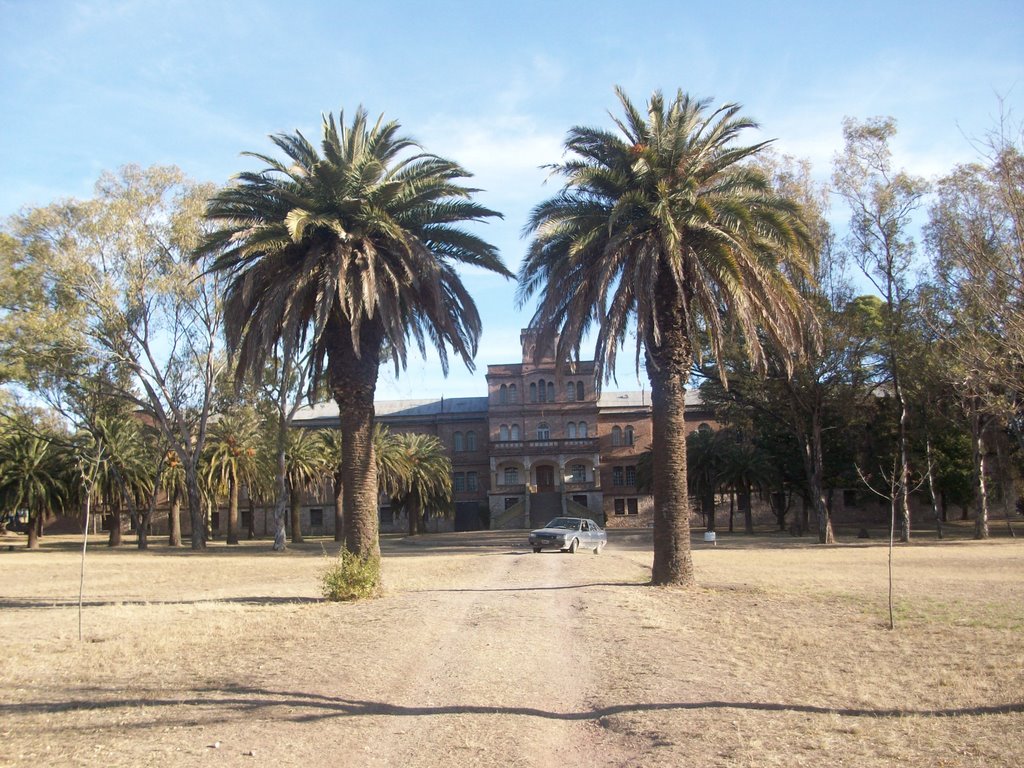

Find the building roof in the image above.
[
  {"left": 293, "top": 397, "right": 489, "bottom": 426},
  {"left": 596, "top": 390, "right": 703, "bottom": 408}
]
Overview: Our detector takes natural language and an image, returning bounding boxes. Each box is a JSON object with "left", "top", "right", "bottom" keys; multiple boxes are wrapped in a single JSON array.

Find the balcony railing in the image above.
[{"left": 491, "top": 437, "right": 598, "bottom": 453}]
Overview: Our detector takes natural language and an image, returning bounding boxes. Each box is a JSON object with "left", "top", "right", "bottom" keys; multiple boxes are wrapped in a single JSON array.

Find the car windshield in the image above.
[{"left": 546, "top": 518, "right": 580, "bottom": 530}]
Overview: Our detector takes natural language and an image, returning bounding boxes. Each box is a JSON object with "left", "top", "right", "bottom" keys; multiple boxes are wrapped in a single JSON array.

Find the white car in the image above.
[{"left": 529, "top": 517, "right": 607, "bottom": 554}]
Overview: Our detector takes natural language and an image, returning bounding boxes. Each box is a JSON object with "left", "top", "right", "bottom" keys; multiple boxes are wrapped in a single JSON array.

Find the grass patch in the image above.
[{"left": 320, "top": 549, "right": 381, "bottom": 601}]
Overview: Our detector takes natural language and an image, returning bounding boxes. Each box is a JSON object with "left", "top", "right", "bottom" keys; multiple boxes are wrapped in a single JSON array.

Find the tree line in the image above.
[{"left": 1, "top": 90, "right": 1020, "bottom": 593}]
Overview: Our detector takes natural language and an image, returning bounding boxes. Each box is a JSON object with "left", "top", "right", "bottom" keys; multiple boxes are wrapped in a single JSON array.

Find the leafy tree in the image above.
[
  {"left": 687, "top": 428, "right": 727, "bottom": 533},
  {"left": 833, "top": 118, "right": 929, "bottom": 541},
  {"left": 201, "top": 108, "right": 508, "bottom": 584},
  {"left": 520, "top": 88, "right": 814, "bottom": 584},
  {"left": 0, "top": 166, "right": 224, "bottom": 550}
]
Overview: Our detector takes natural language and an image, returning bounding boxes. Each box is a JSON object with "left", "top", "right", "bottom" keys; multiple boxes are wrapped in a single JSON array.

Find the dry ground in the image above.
[{"left": 0, "top": 527, "right": 1022, "bottom": 767}]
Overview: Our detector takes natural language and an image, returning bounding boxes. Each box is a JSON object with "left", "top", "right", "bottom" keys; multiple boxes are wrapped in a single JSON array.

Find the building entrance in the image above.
[{"left": 535, "top": 465, "right": 555, "bottom": 492}]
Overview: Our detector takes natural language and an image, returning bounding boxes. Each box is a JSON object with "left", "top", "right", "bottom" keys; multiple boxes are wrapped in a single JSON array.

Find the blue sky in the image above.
[{"left": 2, "top": 0, "right": 1022, "bottom": 400}]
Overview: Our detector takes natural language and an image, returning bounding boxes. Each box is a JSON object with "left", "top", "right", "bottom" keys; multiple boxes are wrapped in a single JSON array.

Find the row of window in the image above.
[
  {"left": 496, "top": 380, "right": 588, "bottom": 404},
  {"left": 453, "top": 471, "right": 479, "bottom": 493},
  {"left": 499, "top": 464, "right": 590, "bottom": 485},
  {"left": 497, "top": 422, "right": 591, "bottom": 441},
  {"left": 611, "top": 465, "right": 637, "bottom": 487},
  {"left": 452, "top": 430, "right": 477, "bottom": 452},
  {"left": 613, "top": 498, "right": 640, "bottom": 516},
  {"left": 610, "top": 425, "right": 634, "bottom": 446}
]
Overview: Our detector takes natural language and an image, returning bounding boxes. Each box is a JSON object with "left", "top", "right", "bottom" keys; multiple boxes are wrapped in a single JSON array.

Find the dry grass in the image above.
[{"left": 0, "top": 530, "right": 1021, "bottom": 767}]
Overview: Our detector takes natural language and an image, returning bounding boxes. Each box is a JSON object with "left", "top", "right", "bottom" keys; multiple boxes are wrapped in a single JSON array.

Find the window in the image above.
[
  {"left": 625, "top": 465, "right": 637, "bottom": 486},
  {"left": 504, "top": 467, "right": 519, "bottom": 485},
  {"left": 698, "top": 422, "right": 712, "bottom": 434},
  {"left": 453, "top": 431, "right": 464, "bottom": 452},
  {"left": 627, "top": 498, "right": 639, "bottom": 515},
  {"left": 511, "top": 424, "right": 520, "bottom": 440},
  {"left": 538, "top": 379, "right": 547, "bottom": 402},
  {"left": 571, "top": 464, "right": 586, "bottom": 483},
  {"left": 467, "top": 471, "right": 478, "bottom": 492},
  {"left": 611, "top": 426, "right": 622, "bottom": 446},
  {"left": 499, "top": 384, "right": 507, "bottom": 404},
  {"left": 572, "top": 495, "right": 588, "bottom": 508},
  {"left": 529, "top": 382, "right": 537, "bottom": 402},
  {"left": 612, "top": 466, "right": 624, "bottom": 486},
  {"left": 614, "top": 498, "right": 626, "bottom": 516},
  {"left": 504, "top": 497, "right": 518, "bottom": 510},
  {"left": 467, "top": 431, "right": 477, "bottom": 451},
  {"left": 454, "top": 473, "right": 466, "bottom": 492},
  {"left": 576, "top": 381, "right": 584, "bottom": 401},
  {"left": 625, "top": 426, "right": 634, "bottom": 446},
  {"left": 499, "top": 424, "right": 509, "bottom": 441},
  {"left": 578, "top": 421, "right": 588, "bottom": 438},
  {"left": 537, "top": 422, "right": 550, "bottom": 440},
  {"left": 241, "top": 510, "right": 252, "bottom": 528},
  {"left": 310, "top": 508, "right": 324, "bottom": 527},
  {"left": 547, "top": 382, "right": 555, "bottom": 402},
  {"left": 211, "top": 511, "right": 221, "bottom": 530},
  {"left": 566, "top": 382, "right": 576, "bottom": 401},
  {"left": 567, "top": 422, "right": 577, "bottom": 439},
  {"left": 508, "top": 384, "right": 517, "bottom": 402}
]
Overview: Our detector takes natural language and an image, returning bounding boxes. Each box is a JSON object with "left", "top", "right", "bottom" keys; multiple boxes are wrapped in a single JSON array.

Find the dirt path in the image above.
[{"left": 1, "top": 533, "right": 1021, "bottom": 767}]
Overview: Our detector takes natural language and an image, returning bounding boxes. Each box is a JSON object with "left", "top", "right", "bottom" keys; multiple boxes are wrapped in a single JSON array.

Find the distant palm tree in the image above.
[
  {"left": 91, "top": 415, "right": 154, "bottom": 548},
  {"left": 389, "top": 431, "right": 452, "bottom": 536},
  {"left": 721, "top": 441, "right": 774, "bottom": 534},
  {"left": 519, "top": 87, "right": 813, "bottom": 585},
  {"left": 0, "top": 430, "right": 69, "bottom": 549},
  {"left": 201, "top": 108, "right": 509, "bottom": 582},
  {"left": 687, "top": 429, "right": 727, "bottom": 533},
  {"left": 285, "top": 428, "right": 328, "bottom": 543},
  {"left": 204, "top": 407, "right": 262, "bottom": 545}
]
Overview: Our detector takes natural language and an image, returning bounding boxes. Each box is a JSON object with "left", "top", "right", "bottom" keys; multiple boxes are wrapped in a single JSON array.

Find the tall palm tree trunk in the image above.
[
  {"left": 329, "top": 319, "right": 383, "bottom": 569},
  {"left": 333, "top": 470, "right": 344, "bottom": 542},
  {"left": 647, "top": 310, "right": 696, "bottom": 587},
  {"left": 27, "top": 513, "right": 42, "bottom": 549}
]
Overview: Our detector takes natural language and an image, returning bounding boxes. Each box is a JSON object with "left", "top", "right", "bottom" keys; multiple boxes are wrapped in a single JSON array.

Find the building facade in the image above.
[{"left": 293, "top": 330, "right": 714, "bottom": 531}]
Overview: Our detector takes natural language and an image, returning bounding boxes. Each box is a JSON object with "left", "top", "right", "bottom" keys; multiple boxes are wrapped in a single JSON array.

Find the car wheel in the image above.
[
  {"left": 568, "top": 538, "right": 579, "bottom": 554},
  {"left": 593, "top": 542, "right": 602, "bottom": 554},
  {"left": 532, "top": 547, "right": 541, "bottom": 553}
]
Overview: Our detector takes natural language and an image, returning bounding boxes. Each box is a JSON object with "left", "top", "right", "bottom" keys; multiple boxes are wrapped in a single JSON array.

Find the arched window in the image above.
[
  {"left": 529, "top": 383, "right": 537, "bottom": 402},
  {"left": 698, "top": 422, "right": 712, "bottom": 434},
  {"left": 578, "top": 421, "right": 588, "bottom": 438},
  {"left": 625, "top": 426, "right": 634, "bottom": 446},
  {"left": 576, "top": 381, "right": 584, "bottom": 401},
  {"left": 567, "top": 422, "right": 577, "bottom": 439},
  {"left": 508, "top": 384, "right": 517, "bottom": 402},
  {"left": 510, "top": 424, "right": 520, "bottom": 440},
  {"left": 547, "top": 382, "right": 555, "bottom": 402},
  {"left": 499, "top": 424, "right": 509, "bottom": 441},
  {"left": 466, "top": 431, "right": 477, "bottom": 451},
  {"left": 537, "top": 422, "right": 550, "bottom": 440},
  {"left": 538, "top": 379, "right": 547, "bottom": 402},
  {"left": 566, "top": 382, "right": 576, "bottom": 401},
  {"left": 499, "top": 384, "right": 507, "bottom": 404},
  {"left": 611, "top": 426, "right": 622, "bottom": 446},
  {"left": 453, "top": 431, "right": 464, "bottom": 452}
]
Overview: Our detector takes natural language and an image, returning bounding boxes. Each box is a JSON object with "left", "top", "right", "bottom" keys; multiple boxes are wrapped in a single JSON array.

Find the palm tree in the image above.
[
  {"left": 687, "top": 429, "right": 727, "bottom": 533},
  {"left": 204, "top": 407, "right": 262, "bottom": 545},
  {"left": 162, "top": 449, "right": 187, "bottom": 546},
  {"left": 519, "top": 87, "right": 813, "bottom": 585},
  {"left": 285, "top": 428, "right": 328, "bottom": 544},
  {"left": 0, "top": 430, "right": 69, "bottom": 549},
  {"left": 721, "top": 441, "right": 774, "bottom": 534},
  {"left": 389, "top": 431, "right": 452, "bottom": 536},
  {"left": 91, "top": 415, "right": 155, "bottom": 548},
  {"left": 201, "top": 108, "right": 509, "bottom": 581}
]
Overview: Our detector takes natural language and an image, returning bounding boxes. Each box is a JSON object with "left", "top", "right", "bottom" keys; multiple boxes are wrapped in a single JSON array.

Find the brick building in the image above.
[{"left": 293, "top": 329, "right": 714, "bottom": 532}]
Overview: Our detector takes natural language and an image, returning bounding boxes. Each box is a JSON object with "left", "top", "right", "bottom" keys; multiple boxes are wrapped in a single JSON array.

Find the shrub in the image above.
[{"left": 320, "top": 550, "right": 380, "bottom": 601}]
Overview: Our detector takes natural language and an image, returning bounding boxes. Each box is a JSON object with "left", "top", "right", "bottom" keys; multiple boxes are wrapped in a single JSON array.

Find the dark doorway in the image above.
[{"left": 535, "top": 465, "right": 555, "bottom": 492}]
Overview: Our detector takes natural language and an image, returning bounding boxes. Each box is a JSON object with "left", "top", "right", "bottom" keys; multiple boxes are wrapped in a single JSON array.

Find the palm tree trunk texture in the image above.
[
  {"left": 108, "top": 501, "right": 122, "bottom": 547},
  {"left": 169, "top": 494, "right": 181, "bottom": 546},
  {"left": 27, "top": 513, "right": 42, "bottom": 549},
  {"left": 333, "top": 471, "right": 343, "bottom": 542},
  {"left": 289, "top": 485, "right": 304, "bottom": 544},
  {"left": 647, "top": 315, "right": 695, "bottom": 587},
  {"left": 226, "top": 474, "right": 239, "bottom": 545},
  {"left": 329, "top": 318, "right": 383, "bottom": 570}
]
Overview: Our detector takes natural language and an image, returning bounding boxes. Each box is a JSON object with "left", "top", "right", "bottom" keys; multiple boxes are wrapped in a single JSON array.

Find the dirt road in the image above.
[{"left": 1, "top": 531, "right": 1021, "bottom": 767}]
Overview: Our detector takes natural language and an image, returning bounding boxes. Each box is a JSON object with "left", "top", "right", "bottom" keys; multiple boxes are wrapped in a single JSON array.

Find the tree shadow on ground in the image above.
[
  {"left": 4, "top": 684, "right": 1021, "bottom": 725},
  {"left": 0, "top": 596, "right": 323, "bottom": 610}
]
